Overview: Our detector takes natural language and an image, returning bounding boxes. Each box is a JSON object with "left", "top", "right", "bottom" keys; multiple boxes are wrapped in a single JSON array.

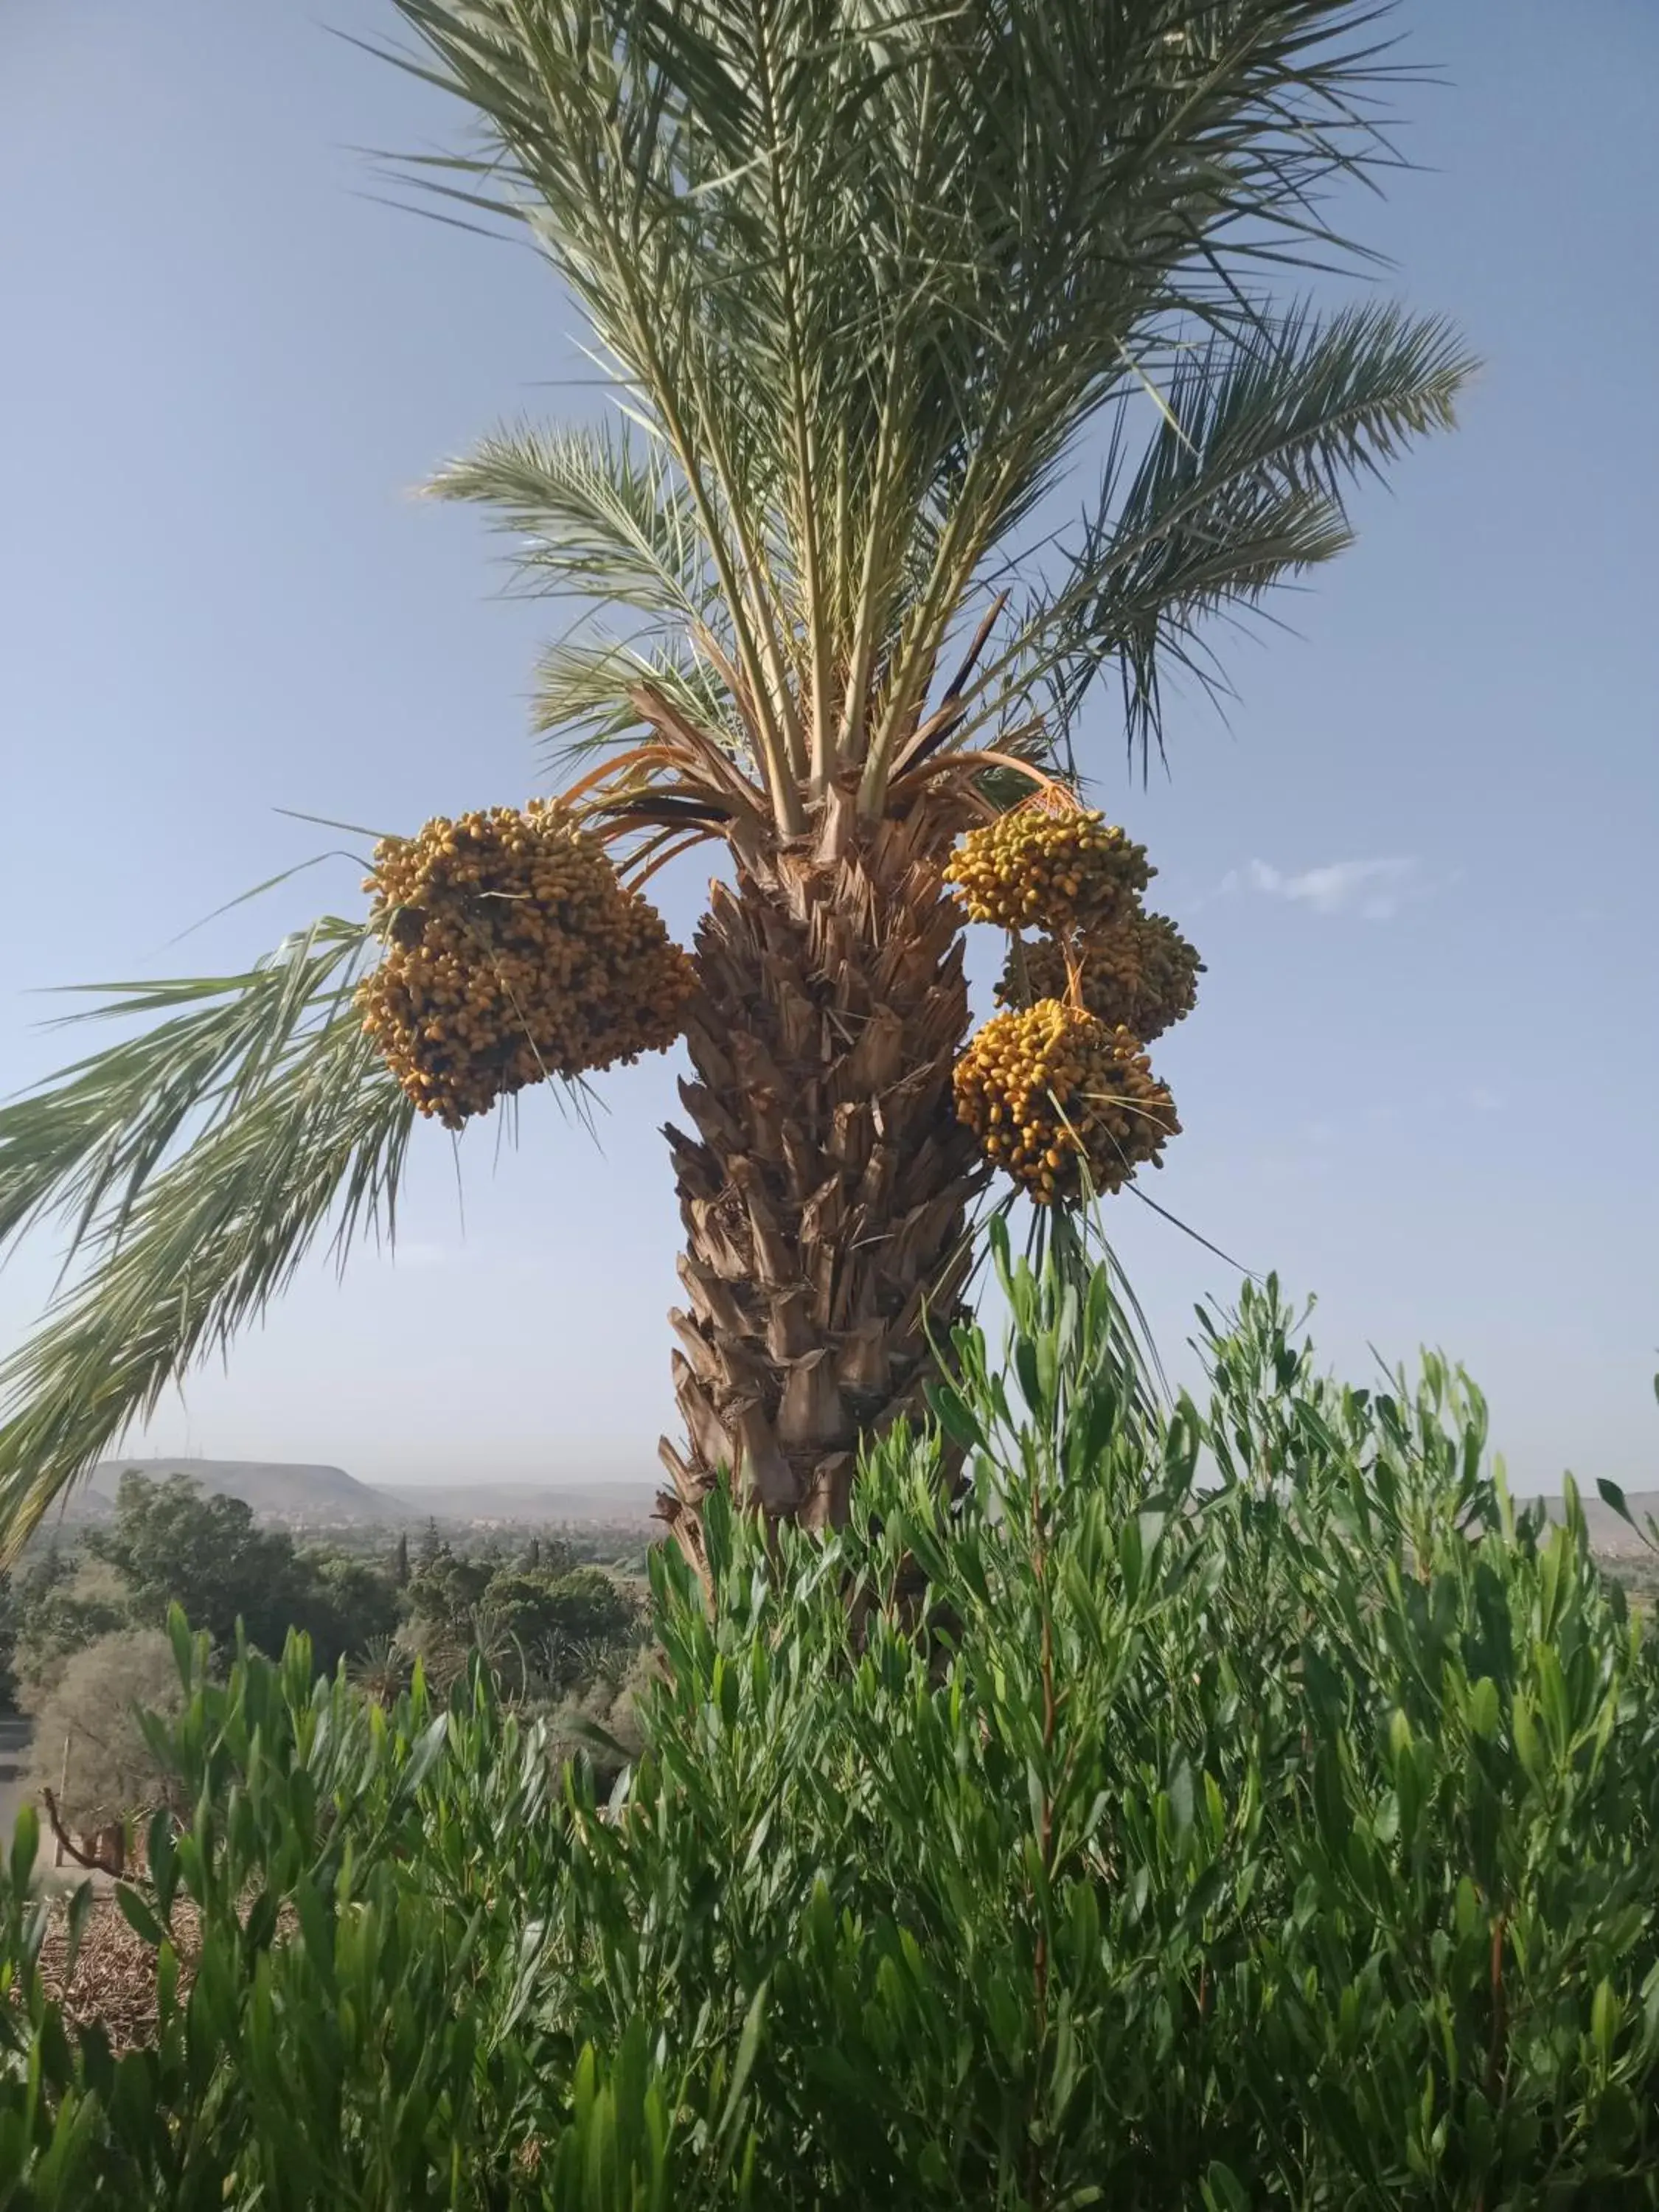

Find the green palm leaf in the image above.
[
  {"left": 529, "top": 636, "right": 747, "bottom": 765},
  {"left": 1004, "top": 300, "right": 1475, "bottom": 763},
  {"left": 428, "top": 420, "right": 760, "bottom": 768},
  {"left": 378, "top": 0, "right": 1470, "bottom": 805},
  {"left": 428, "top": 420, "right": 718, "bottom": 627},
  {"left": 0, "top": 920, "right": 414, "bottom": 1557}
]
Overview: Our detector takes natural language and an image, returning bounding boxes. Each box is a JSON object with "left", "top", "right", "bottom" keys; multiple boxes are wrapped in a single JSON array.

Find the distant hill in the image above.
[
  {"left": 1544, "top": 1487, "right": 1659, "bottom": 1559},
  {"left": 68, "top": 1458, "right": 656, "bottom": 1533},
  {"left": 86, "top": 1458, "right": 401, "bottom": 1529}
]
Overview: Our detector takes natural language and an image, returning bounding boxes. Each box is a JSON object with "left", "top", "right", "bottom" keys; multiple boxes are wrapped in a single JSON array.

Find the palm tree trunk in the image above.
[{"left": 656, "top": 807, "right": 984, "bottom": 1582}]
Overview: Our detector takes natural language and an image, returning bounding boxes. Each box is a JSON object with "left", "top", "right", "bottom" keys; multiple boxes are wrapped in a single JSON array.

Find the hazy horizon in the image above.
[{"left": 86, "top": 1447, "right": 1614, "bottom": 1509}]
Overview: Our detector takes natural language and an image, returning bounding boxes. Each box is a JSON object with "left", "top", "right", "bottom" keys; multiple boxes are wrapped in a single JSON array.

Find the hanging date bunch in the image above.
[
  {"left": 943, "top": 806, "right": 1151, "bottom": 933},
  {"left": 995, "top": 911, "right": 1202, "bottom": 1043},
  {"left": 358, "top": 802, "right": 695, "bottom": 1129},
  {"left": 946, "top": 801, "right": 1197, "bottom": 1205},
  {"left": 954, "top": 999, "right": 1175, "bottom": 1203}
]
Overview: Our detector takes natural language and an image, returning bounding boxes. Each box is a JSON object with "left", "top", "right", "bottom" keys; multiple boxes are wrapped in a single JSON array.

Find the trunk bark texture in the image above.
[{"left": 657, "top": 807, "right": 984, "bottom": 1581}]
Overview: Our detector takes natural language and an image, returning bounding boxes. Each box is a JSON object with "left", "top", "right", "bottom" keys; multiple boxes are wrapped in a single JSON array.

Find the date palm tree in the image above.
[{"left": 0, "top": 0, "right": 1469, "bottom": 1579}]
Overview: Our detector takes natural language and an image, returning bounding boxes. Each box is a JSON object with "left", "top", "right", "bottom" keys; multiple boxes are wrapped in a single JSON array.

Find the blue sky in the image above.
[{"left": 1, "top": 1, "right": 1655, "bottom": 1495}]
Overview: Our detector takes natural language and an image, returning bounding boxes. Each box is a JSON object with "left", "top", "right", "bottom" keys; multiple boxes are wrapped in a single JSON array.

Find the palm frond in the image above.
[
  {"left": 383, "top": 1, "right": 1465, "bottom": 813},
  {"left": 531, "top": 634, "right": 747, "bottom": 771},
  {"left": 977, "top": 301, "right": 1474, "bottom": 768},
  {"left": 0, "top": 921, "right": 417, "bottom": 1557},
  {"left": 428, "top": 420, "right": 719, "bottom": 628}
]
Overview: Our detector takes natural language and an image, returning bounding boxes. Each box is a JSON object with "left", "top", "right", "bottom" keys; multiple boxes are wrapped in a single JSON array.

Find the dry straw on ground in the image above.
[{"left": 33, "top": 1894, "right": 200, "bottom": 2053}]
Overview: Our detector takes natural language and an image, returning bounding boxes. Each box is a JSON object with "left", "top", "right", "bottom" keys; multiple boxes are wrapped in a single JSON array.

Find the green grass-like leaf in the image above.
[{"left": 0, "top": 919, "right": 415, "bottom": 1557}]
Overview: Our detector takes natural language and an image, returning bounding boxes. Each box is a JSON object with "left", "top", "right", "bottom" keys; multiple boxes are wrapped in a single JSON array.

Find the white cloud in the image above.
[{"left": 1225, "top": 855, "right": 1420, "bottom": 921}]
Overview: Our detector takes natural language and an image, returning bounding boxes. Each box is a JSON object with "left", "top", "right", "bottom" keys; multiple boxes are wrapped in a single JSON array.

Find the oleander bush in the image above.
[{"left": 2, "top": 1232, "right": 1657, "bottom": 2207}]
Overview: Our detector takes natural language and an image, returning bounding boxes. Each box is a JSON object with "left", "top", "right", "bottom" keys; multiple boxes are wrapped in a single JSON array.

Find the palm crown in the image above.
[{"left": 0, "top": 0, "right": 1470, "bottom": 1564}]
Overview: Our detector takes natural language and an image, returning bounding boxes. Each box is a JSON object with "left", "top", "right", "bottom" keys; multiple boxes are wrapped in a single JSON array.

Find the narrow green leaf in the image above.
[
  {"left": 8, "top": 1804, "right": 38, "bottom": 1896},
  {"left": 114, "top": 1883, "right": 169, "bottom": 1950}
]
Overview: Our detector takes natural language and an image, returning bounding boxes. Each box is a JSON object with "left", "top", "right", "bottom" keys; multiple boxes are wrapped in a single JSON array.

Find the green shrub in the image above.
[{"left": 1, "top": 1234, "right": 1657, "bottom": 2206}]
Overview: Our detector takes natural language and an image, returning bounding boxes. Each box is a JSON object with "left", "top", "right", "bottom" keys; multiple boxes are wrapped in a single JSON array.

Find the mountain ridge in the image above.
[{"left": 79, "top": 1458, "right": 655, "bottom": 1530}]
